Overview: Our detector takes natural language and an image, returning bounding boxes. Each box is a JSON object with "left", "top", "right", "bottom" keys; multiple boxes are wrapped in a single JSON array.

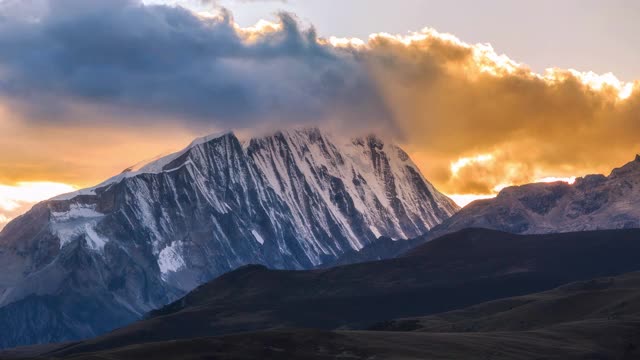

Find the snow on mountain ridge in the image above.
[
  {"left": 0, "top": 127, "right": 458, "bottom": 348},
  {"left": 50, "top": 128, "right": 457, "bottom": 259},
  {"left": 248, "top": 128, "right": 457, "bottom": 250},
  {"left": 53, "top": 129, "right": 442, "bottom": 205},
  {"left": 52, "top": 131, "right": 237, "bottom": 201}
]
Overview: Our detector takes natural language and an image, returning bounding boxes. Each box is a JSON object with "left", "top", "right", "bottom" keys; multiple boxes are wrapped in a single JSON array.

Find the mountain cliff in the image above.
[{"left": 0, "top": 127, "right": 458, "bottom": 348}]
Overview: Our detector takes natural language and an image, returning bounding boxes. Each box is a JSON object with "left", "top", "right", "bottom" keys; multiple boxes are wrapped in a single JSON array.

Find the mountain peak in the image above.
[
  {"left": 609, "top": 154, "right": 640, "bottom": 179},
  {"left": 1, "top": 124, "right": 458, "bottom": 348},
  {"left": 188, "top": 130, "right": 236, "bottom": 148}
]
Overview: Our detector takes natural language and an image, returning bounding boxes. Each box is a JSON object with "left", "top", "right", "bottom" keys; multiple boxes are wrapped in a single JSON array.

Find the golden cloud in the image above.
[{"left": 358, "top": 28, "right": 640, "bottom": 197}]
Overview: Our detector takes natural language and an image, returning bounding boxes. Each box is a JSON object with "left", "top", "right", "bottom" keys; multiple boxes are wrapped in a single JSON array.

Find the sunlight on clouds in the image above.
[
  {"left": 370, "top": 28, "right": 467, "bottom": 47},
  {"left": 447, "top": 193, "right": 496, "bottom": 208},
  {"left": 448, "top": 175, "right": 578, "bottom": 208},
  {"left": 446, "top": 152, "right": 579, "bottom": 207},
  {"left": 0, "top": 182, "right": 77, "bottom": 211},
  {"left": 0, "top": 4, "right": 638, "bottom": 221},
  {"left": 239, "top": 18, "right": 282, "bottom": 33},
  {"left": 121, "top": 6, "right": 640, "bottom": 106},
  {"left": 327, "top": 36, "right": 366, "bottom": 48},
  {"left": 535, "top": 176, "right": 577, "bottom": 184},
  {"left": 366, "top": 27, "right": 636, "bottom": 100},
  {"left": 566, "top": 70, "right": 635, "bottom": 100},
  {"left": 450, "top": 154, "right": 495, "bottom": 176},
  {"left": 99, "top": 6, "right": 640, "bottom": 106},
  {"left": 200, "top": 14, "right": 638, "bottom": 104},
  {"left": 235, "top": 19, "right": 284, "bottom": 42},
  {"left": 0, "top": 181, "right": 77, "bottom": 229},
  {"left": 363, "top": 25, "right": 639, "bottom": 198}
]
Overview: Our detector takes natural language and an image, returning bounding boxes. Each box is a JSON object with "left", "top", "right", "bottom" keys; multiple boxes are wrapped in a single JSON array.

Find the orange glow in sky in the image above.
[{"left": 0, "top": 182, "right": 78, "bottom": 228}]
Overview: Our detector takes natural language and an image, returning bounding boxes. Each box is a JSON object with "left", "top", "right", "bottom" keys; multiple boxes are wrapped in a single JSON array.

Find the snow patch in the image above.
[
  {"left": 51, "top": 204, "right": 109, "bottom": 250},
  {"left": 369, "top": 226, "right": 382, "bottom": 238},
  {"left": 83, "top": 223, "right": 109, "bottom": 250},
  {"left": 251, "top": 230, "right": 265, "bottom": 245},
  {"left": 51, "top": 204, "right": 103, "bottom": 221},
  {"left": 54, "top": 224, "right": 83, "bottom": 248},
  {"left": 158, "top": 242, "right": 186, "bottom": 280},
  {"left": 53, "top": 222, "right": 109, "bottom": 250}
]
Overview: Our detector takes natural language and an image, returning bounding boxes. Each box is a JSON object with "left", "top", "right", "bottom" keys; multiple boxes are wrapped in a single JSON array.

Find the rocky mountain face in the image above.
[
  {"left": 429, "top": 155, "right": 640, "bottom": 238},
  {"left": 0, "top": 128, "right": 458, "bottom": 348}
]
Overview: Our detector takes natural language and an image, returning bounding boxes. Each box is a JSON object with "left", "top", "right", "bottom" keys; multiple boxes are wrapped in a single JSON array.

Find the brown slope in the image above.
[
  {"left": 23, "top": 321, "right": 640, "bottom": 360},
  {"left": 56, "top": 271, "right": 640, "bottom": 360},
  {"left": 20, "top": 228, "right": 640, "bottom": 359},
  {"left": 373, "top": 271, "right": 640, "bottom": 333}
]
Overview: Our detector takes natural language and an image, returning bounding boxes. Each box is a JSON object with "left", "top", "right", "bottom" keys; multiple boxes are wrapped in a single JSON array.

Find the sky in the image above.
[
  {"left": 0, "top": 0, "right": 639, "bottom": 227},
  {"left": 223, "top": 0, "right": 640, "bottom": 80}
]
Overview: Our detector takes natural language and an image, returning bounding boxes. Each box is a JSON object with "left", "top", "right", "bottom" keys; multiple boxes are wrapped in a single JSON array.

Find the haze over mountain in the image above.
[{"left": 0, "top": 127, "right": 457, "bottom": 349}]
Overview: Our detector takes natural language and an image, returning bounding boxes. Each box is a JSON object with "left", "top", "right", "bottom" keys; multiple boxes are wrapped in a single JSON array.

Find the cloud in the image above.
[
  {"left": 361, "top": 29, "right": 639, "bottom": 194},
  {"left": 0, "top": 181, "right": 77, "bottom": 228},
  {"left": 0, "top": 0, "right": 639, "bottom": 213},
  {"left": 0, "top": 0, "right": 388, "bottom": 130}
]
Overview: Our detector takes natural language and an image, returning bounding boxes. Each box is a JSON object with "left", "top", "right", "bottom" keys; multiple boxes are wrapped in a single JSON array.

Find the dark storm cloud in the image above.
[{"left": 0, "top": 0, "right": 388, "bottom": 127}]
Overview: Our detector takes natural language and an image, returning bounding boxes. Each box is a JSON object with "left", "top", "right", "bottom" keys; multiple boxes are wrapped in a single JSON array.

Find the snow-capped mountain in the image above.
[
  {"left": 0, "top": 127, "right": 458, "bottom": 348},
  {"left": 428, "top": 155, "right": 640, "bottom": 238}
]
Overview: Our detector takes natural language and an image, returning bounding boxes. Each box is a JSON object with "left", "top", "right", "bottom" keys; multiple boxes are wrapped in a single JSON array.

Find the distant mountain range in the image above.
[
  {"left": 0, "top": 128, "right": 457, "bottom": 348},
  {"left": 6, "top": 228, "right": 640, "bottom": 359},
  {"left": 429, "top": 155, "right": 640, "bottom": 238}
]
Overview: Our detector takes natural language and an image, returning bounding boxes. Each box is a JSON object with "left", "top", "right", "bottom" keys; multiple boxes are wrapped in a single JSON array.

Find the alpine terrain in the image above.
[
  {"left": 429, "top": 155, "right": 640, "bottom": 238},
  {"left": 0, "top": 127, "right": 458, "bottom": 348}
]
